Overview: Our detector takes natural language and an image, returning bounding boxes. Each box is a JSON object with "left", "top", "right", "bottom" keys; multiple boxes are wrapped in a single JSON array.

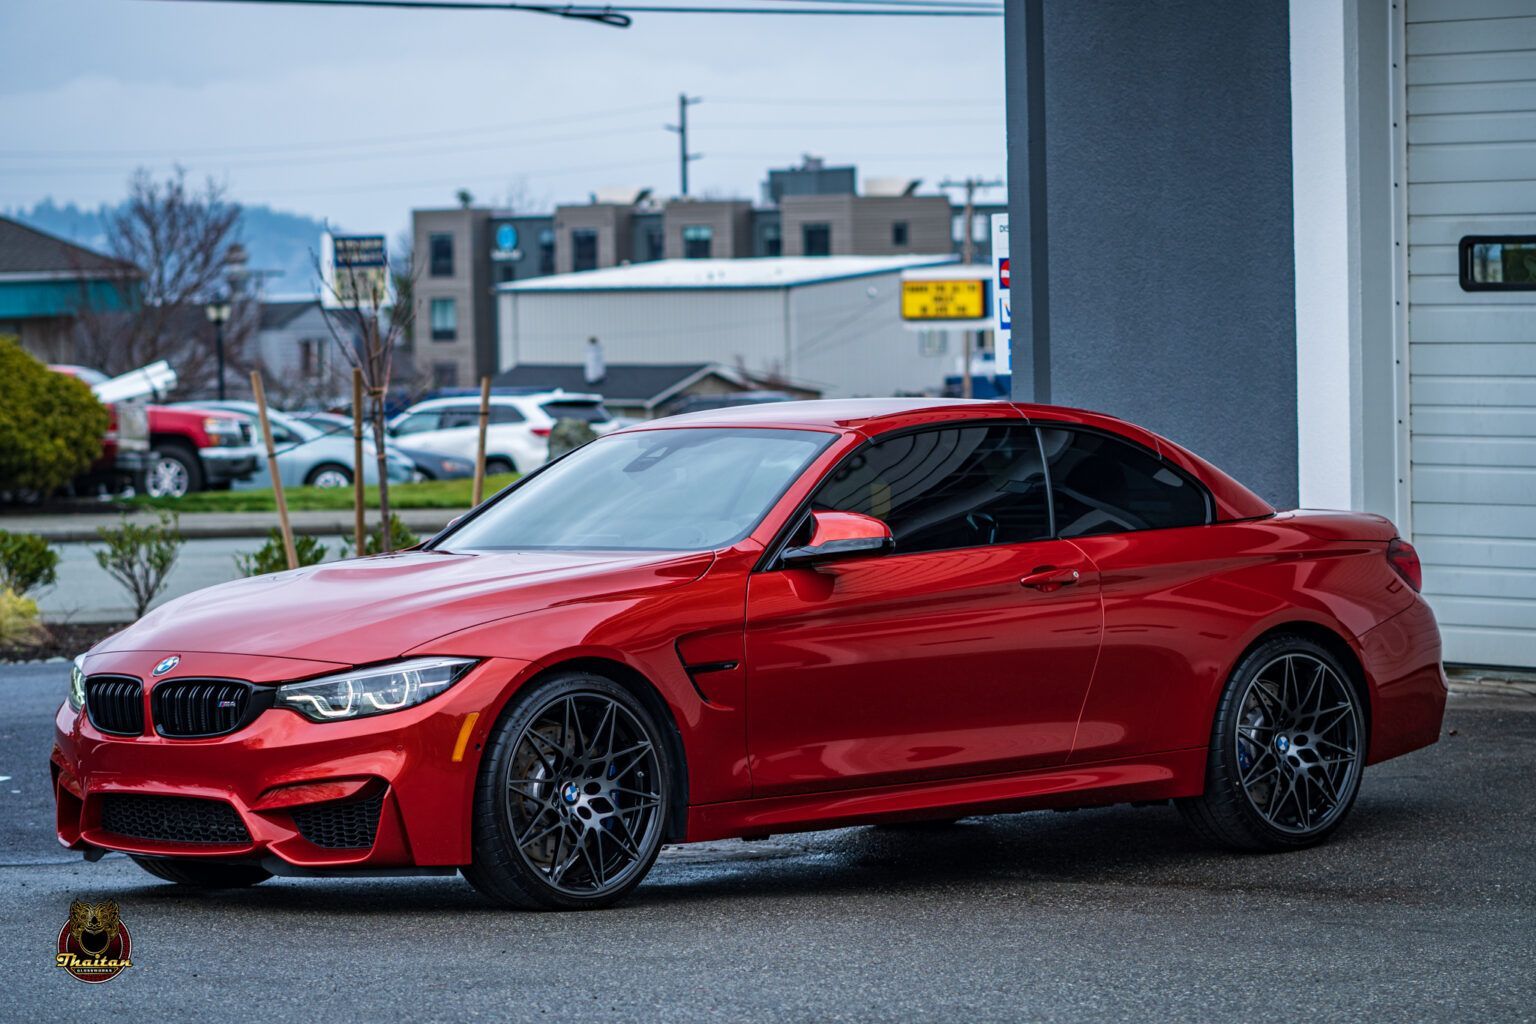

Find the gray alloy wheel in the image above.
[
  {"left": 464, "top": 673, "right": 669, "bottom": 910},
  {"left": 145, "top": 447, "right": 200, "bottom": 498},
  {"left": 305, "top": 464, "right": 353, "bottom": 489},
  {"left": 1178, "top": 635, "right": 1366, "bottom": 851}
]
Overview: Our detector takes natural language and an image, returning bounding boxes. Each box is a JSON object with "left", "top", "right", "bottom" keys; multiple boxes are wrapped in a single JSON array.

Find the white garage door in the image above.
[{"left": 1406, "top": 0, "right": 1536, "bottom": 668}]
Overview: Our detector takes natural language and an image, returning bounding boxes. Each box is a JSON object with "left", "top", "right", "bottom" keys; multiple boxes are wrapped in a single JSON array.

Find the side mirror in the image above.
[{"left": 780, "top": 511, "right": 894, "bottom": 567}]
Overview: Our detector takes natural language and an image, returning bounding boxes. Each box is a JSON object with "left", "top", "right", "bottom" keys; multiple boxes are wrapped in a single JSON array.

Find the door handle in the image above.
[{"left": 1020, "top": 566, "right": 1081, "bottom": 591}]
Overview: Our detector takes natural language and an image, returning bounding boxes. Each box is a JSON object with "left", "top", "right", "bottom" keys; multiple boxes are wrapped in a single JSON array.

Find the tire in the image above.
[
  {"left": 463, "top": 671, "right": 672, "bottom": 910},
  {"left": 305, "top": 463, "right": 353, "bottom": 488},
  {"left": 484, "top": 457, "right": 516, "bottom": 477},
  {"left": 145, "top": 442, "right": 203, "bottom": 498},
  {"left": 131, "top": 856, "right": 271, "bottom": 889},
  {"left": 1176, "top": 634, "right": 1367, "bottom": 852}
]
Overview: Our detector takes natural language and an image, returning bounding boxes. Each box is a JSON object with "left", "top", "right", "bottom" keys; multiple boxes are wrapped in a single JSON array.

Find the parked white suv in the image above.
[{"left": 387, "top": 390, "right": 616, "bottom": 475}]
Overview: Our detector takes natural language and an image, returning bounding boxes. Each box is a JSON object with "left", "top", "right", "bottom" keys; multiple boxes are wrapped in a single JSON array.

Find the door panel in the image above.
[{"left": 745, "top": 540, "right": 1102, "bottom": 797}]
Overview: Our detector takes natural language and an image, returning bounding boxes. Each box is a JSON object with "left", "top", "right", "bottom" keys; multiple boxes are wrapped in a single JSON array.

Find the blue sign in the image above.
[{"left": 495, "top": 224, "right": 519, "bottom": 252}]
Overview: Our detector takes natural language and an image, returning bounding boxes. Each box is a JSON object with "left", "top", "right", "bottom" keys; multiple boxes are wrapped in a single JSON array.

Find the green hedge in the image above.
[{"left": 0, "top": 337, "right": 108, "bottom": 496}]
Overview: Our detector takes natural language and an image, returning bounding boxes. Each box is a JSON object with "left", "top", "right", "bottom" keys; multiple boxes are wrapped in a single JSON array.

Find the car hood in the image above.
[{"left": 93, "top": 548, "right": 714, "bottom": 667}]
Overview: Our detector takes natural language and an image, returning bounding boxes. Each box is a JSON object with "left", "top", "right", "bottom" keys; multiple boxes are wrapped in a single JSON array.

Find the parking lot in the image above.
[{"left": 3, "top": 661, "right": 1532, "bottom": 1022}]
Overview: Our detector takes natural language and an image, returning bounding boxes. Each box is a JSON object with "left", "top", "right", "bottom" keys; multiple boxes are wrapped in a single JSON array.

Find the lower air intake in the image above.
[
  {"left": 290, "top": 794, "right": 384, "bottom": 849},
  {"left": 99, "top": 794, "right": 251, "bottom": 845}
]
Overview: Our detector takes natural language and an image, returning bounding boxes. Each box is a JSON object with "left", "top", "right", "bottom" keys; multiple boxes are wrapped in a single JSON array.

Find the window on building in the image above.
[
  {"left": 1037, "top": 428, "right": 1210, "bottom": 537},
  {"left": 298, "top": 338, "right": 326, "bottom": 377},
  {"left": 802, "top": 223, "right": 832, "bottom": 257},
  {"left": 644, "top": 227, "right": 665, "bottom": 262},
  {"left": 1460, "top": 236, "right": 1536, "bottom": 290},
  {"left": 810, "top": 425, "right": 1050, "bottom": 554},
  {"left": 539, "top": 228, "right": 556, "bottom": 276},
  {"left": 762, "top": 223, "right": 782, "bottom": 258},
  {"left": 892, "top": 221, "right": 909, "bottom": 247},
  {"left": 429, "top": 233, "right": 454, "bottom": 277},
  {"left": 432, "top": 362, "right": 460, "bottom": 389},
  {"left": 681, "top": 225, "right": 714, "bottom": 259},
  {"left": 572, "top": 228, "right": 599, "bottom": 272},
  {"left": 429, "top": 297, "right": 457, "bottom": 342}
]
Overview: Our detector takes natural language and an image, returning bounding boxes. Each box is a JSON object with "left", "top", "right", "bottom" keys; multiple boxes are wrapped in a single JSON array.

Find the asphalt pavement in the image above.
[{"left": 2, "top": 662, "right": 1532, "bottom": 1022}]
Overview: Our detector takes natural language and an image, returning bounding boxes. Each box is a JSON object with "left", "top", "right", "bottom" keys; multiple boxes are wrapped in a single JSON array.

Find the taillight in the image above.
[
  {"left": 1387, "top": 537, "right": 1422, "bottom": 592},
  {"left": 530, "top": 427, "right": 551, "bottom": 438}
]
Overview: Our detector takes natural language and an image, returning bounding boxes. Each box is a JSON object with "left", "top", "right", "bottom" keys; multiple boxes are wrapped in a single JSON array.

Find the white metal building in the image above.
[
  {"left": 496, "top": 256, "right": 959, "bottom": 400},
  {"left": 1292, "top": 0, "right": 1536, "bottom": 667}
]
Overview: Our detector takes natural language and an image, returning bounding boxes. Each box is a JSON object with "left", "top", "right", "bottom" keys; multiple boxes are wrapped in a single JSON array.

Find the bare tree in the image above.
[
  {"left": 313, "top": 240, "right": 419, "bottom": 553},
  {"left": 75, "top": 168, "right": 249, "bottom": 391}
]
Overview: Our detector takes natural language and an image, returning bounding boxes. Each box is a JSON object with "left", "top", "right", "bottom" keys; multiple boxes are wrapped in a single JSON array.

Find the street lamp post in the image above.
[{"left": 205, "top": 299, "right": 232, "bottom": 401}]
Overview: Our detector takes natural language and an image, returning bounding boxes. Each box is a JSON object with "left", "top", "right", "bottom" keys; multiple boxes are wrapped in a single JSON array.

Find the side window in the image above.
[
  {"left": 393, "top": 411, "right": 441, "bottom": 436},
  {"left": 1038, "top": 428, "right": 1208, "bottom": 537},
  {"left": 437, "top": 405, "right": 482, "bottom": 430},
  {"left": 811, "top": 424, "right": 1050, "bottom": 555},
  {"left": 489, "top": 405, "right": 527, "bottom": 425}
]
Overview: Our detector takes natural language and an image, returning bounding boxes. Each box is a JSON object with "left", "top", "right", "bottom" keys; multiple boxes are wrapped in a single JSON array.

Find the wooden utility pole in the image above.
[
  {"left": 472, "top": 376, "right": 491, "bottom": 506},
  {"left": 941, "top": 176, "right": 1004, "bottom": 398},
  {"left": 664, "top": 93, "right": 703, "bottom": 196},
  {"left": 250, "top": 371, "right": 298, "bottom": 571},
  {"left": 351, "top": 368, "right": 366, "bottom": 554}
]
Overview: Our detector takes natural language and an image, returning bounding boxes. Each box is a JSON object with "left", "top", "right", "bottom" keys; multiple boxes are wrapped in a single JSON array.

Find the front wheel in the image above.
[
  {"left": 131, "top": 856, "right": 271, "bottom": 888},
  {"left": 305, "top": 463, "right": 353, "bottom": 488},
  {"left": 1177, "top": 635, "right": 1366, "bottom": 851},
  {"left": 463, "top": 672, "right": 671, "bottom": 910},
  {"left": 145, "top": 444, "right": 202, "bottom": 498}
]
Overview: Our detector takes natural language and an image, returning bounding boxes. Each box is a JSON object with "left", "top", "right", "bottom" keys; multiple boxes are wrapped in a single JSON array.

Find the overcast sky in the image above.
[{"left": 1, "top": 0, "right": 1005, "bottom": 235}]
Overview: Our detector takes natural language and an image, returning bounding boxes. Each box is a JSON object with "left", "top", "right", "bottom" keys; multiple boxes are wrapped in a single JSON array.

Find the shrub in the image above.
[
  {"left": 343, "top": 514, "right": 419, "bottom": 557},
  {"left": 94, "top": 512, "right": 183, "bottom": 619},
  {"left": 0, "top": 587, "right": 43, "bottom": 649},
  {"left": 0, "top": 337, "right": 108, "bottom": 496},
  {"left": 235, "top": 531, "right": 330, "bottom": 577},
  {"left": 0, "top": 530, "right": 59, "bottom": 596}
]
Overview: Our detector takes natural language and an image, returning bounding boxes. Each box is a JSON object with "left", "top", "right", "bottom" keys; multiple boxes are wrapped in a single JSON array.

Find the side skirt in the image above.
[{"left": 685, "top": 747, "right": 1208, "bottom": 842}]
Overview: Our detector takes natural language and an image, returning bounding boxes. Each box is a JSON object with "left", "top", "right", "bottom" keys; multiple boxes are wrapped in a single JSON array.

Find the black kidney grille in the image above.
[
  {"left": 85, "top": 677, "right": 144, "bottom": 736},
  {"left": 99, "top": 794, "right": 251, "bottom": 845},
  {"left": 290, "top": 793, "right": 384, "bottom": 849},
  {"left": 153, "top": 680, "right": 251, "bottom": 737}
]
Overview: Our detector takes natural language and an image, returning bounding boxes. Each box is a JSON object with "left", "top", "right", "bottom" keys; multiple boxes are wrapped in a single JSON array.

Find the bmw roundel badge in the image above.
[{"left": 151, "top": 655, "right": 180, "bottom": 677}]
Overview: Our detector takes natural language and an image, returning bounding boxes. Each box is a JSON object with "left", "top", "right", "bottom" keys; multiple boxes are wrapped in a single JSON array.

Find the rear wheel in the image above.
[
  {"left": 131, "top": 856, "right": 271, "bottom": 888},
  {"left": 305, "top": 463, "right": 353, "bottom": 488},
  {"left": 464, "top": 672, "right": 671, "bottom": 910},
  {"left": 484, "top": 457, "right": 516, "bottom": 477},
  {"left": 1177, "top": 635, "right": 1366, "bottom": 851}
]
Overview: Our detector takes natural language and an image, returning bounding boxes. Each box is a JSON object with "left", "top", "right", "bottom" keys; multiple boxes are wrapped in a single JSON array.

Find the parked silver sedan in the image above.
[{"left": 173, "top": 401, "right": 417, "bottom": 488}]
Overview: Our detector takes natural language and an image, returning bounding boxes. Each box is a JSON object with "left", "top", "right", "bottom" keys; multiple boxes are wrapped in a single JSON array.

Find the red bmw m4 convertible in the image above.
[{"left": 53, "top": 399, "right": 1446, "bottom": 909}]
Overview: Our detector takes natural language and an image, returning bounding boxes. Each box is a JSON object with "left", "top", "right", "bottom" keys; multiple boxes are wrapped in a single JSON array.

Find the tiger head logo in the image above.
[{"left": 68, "top": 900, "right": 121, "bottom": 958}]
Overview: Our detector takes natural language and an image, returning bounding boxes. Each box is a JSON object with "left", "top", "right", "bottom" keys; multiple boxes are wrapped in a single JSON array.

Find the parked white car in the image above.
[{"left": 387, "top": 390, "right": 615, "bottom": 475}]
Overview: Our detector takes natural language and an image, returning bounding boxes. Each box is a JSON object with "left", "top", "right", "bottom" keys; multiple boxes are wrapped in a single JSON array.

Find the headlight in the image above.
[
  {"left": 275, "top": 657, "right": 477, "bottom": 722},
  {"left": 68, "top": 655, "right": 86, "bottom": 712},
  {"left": 203, "top": 417, "right": 246, "bottom": 446}
]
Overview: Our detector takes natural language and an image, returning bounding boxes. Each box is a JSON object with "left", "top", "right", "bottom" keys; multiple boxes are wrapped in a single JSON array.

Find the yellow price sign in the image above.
[{"left": 900, "top": 279, "right": 987, "bottom": 321}]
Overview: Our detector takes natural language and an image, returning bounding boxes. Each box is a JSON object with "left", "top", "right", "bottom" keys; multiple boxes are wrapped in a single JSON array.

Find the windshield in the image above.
[{"left": 439, "top": 427, "right": 832, "bottom": 552}]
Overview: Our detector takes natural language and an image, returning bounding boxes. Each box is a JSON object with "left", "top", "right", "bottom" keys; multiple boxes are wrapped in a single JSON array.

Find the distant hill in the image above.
[{"left": 4, "top": 198, "right": 335, "bottom": 298}]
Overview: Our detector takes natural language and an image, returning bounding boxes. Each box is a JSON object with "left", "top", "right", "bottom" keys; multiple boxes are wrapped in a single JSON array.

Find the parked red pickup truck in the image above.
[{"left": 51, "top": 365, "right": 258, "bottom": 497}]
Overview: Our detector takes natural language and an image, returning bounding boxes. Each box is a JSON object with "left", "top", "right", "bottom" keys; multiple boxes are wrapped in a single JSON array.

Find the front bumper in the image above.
[
  {"left": 199, "top": 446, "right": 259, "bottom": 484},
  {"left": 52, "top": 652, "right": 528, "bottom": 869}
]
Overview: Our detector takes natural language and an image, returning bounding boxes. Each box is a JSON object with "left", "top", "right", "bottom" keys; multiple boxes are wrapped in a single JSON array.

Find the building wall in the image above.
[
  {"left": 663, "top": 201, "right": 753, "bottom": 259},
  {"left": 780, "top": 195, "right": 952, "bottom": 259},
  {"left": 413, "top": 208, "right": 484, "bottom": 388},
  {"left": 1005, "top": 0, "right": 1300, "bottom": 509},
  {"left": 552, "top": 204, "right": 634, "bottom": 274},
  {"left": 498, "top": 274, "right": 947, "bottom": 398},
  {"left": 255, "top": 305, "right": 349, "bottom": 407},
  {"left": 788, "top": 275, "right": 949, "bottom": 397}
]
